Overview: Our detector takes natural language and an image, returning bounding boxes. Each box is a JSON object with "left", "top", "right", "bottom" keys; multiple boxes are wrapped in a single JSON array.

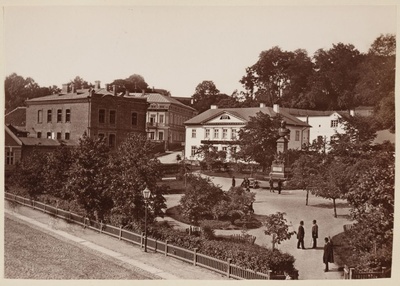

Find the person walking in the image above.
[
  {"left": 297, "top": 221, "right": 305, "bottom": 249},
  {"left": 269, "top": 178, "right": 274, "bottom": 192},
  {"left": 312, "top": 220, "right": 318, "bottom": 248},
  {"left": 323, "top": 237, "right": 334, "bottom": 272},
  {"left": 232, "top": 176, "right": 236, "bottom": 187}
]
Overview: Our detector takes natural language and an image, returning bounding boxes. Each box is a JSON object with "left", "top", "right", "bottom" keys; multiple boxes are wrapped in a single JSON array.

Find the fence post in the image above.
[
  {"left": 165, "top": 240, "right": 169, "bottom": 256},
  {"left": 193, "top": 248, "right": 198, "bottom": 266},
  {"left": 155, "top": 240, "right": 158, "bottom": 253},
  {"left": 350, "top": 268, "right": 354, "bottom": 279},
  {"left": 141, "top": 232, "right": 144, "bottom": 249},
  {"left": 100, "top": 221, "right": 103, "bottom": 233},
  {"left": 119, "top": 226, "right": 122, "bottom": 240},
  {"left": 267, "top": 270, "right": 272, "bottom": 280},
  {"left": 226, "top": 258, "right": 232, "bottom": 278}
]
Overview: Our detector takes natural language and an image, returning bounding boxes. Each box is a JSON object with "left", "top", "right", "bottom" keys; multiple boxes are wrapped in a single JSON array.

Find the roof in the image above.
[
  {"left": 184, "top": 107, "right": 310, "bottom": 127},
  {"left": 19, "top": 137, "right": 79, "bottom": 146},
  {"left": 284, "top": 108, "right": 339, "bottom": 117},
  {"left": 128, "top": 92, "right": 197, "bottom": 111},
  {"left": 25, "top": 88, "right": 145, "bottom": 103},
  {"left": 5, "top": 107, "right": 27, "bottom": 127}
]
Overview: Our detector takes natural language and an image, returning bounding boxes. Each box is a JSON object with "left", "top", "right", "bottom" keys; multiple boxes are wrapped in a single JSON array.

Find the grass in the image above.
[
  {"left": 4, "top": 217, "right": 154, "bottom": 279},
  {"left": 165, "top": 205, "right": 265, "bottom": 230}
]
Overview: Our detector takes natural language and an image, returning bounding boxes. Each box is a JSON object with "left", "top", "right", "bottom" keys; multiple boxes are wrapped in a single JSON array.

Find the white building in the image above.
[
  {"left": 283, "top": 108, "right": 351, "bottom": 145},
  {"left": 184, "top": 104, "right": 310, "bottom": 161}
]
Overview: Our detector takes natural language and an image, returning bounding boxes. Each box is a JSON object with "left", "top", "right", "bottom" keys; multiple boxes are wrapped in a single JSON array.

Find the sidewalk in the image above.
[{"left": 4, "top": 201, "right": 227, "bottom": 280}]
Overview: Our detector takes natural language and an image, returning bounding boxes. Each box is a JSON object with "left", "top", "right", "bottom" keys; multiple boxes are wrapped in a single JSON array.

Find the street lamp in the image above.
[{"left": 142, "top": 186, "right": 151, "bottom": 252}]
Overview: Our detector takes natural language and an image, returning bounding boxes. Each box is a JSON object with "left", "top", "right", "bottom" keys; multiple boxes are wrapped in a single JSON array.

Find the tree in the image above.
[
  {"left": 240, "top": 47, "right": 313, "bottom": 107},
  {"left": 191, "top": 80, "right": 225, "bottom": 113},
  {"left": 290, "top": 154, "right": 321, "bottom": 205},
  {"left": 263, "top": 212, "right": 295, "bottom": 250},
  {"left": 369, "top": 34, "right": 396, "bottom": 57},
  {"left": 65, "top": 133, "right": 113, "bottom": 221},
  {"left": 235, "top": 112, "right": 281, "bottom": 171},
  {"left": 108, "top": 134, "right": 166, "bottom": 227},
  {"left": 212, "top": 186, "right": 255, "bottom": 224},
  {"left": 196, "top": 144, "right": 227, "bottom": 171},
  {"left": 11, "top": 149, "right": 47, "bottom": 199},
  {"left": 109, "top": 74, "right": 149, "bottom": 93},
  {"left": 70, "top": 76, "right": 91, "bottom": 89},
  {"left": 4, "top": 73, "right": 58, "bottom": 112},
  {"left": 375, "top": 91, "right": 395, "bottom": 132},
  {"left": 42, "top": 144, "right": 74, "bottom": 200},
  {"left": 179, "top": 174, "right": 225, "bottom": 224}
]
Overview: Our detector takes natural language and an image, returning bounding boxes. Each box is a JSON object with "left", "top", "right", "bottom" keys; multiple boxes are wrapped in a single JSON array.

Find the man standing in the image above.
[
  {"left": 269, "top": 178, "right": 274, "bottom": 192},
  {"left": 323, "top": 237, "right": 334, "bottom": 272},
  {"left": 312, "top": 220, "right": 318, "bottom": 248},
  {"left": 277, "top": 179, "right": 282, "bottom": 194},
  {"left": 232, "top": 176, "right": 236, "bottom": 187},
  {"left": 297, "top": 221, "right": 305, "bottom": 249}
]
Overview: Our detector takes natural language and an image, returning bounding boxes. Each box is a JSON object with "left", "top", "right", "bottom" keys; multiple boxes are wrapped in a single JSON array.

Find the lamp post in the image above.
[{"left": 143, "top": 186, "right": 151, "bottom": 252}]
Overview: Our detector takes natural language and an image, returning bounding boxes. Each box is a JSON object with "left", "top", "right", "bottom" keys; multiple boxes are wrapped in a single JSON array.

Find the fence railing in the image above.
[
  {"left": 344, "top": 265, "right": 391, "bottom": 279},
  {"left": 5, "top": 192, "right": 292, "bottom": 280}
]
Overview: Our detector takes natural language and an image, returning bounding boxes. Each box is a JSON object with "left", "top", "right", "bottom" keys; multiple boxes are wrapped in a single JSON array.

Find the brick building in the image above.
[{"left": 25, "top": 81, "right": 147, "bottom": 149}]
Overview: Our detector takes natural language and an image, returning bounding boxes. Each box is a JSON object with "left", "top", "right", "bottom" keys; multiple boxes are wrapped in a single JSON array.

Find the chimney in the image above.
[
  {"left": 125, "top": 90, "right": 130, "bottom": 97},
  {"left": 273, "top": 103, "right": 280, "bottom": 113},
  {"left": 260, "top": 103, "right": 266, "bottom": 108},
  {"left": 105, "top": 84, "right": 109, "bottom": 91},
  {"left": 210, "top": 105, "right": 218, "bottom": 109},
  {"left": 112, "top": 85, "right": 116, "bottom": 96},
  {"left": 62, "top": 84, "right": 69, "bottom": 93},
  {"left": 71, "top": 83, "right": 76, "bottom": 93},
  {"left": 95, "top": 80, "right": 100, "bottom": 89},
  {"left": 350, "top": 109, "right": 355, "bottom": 116}
]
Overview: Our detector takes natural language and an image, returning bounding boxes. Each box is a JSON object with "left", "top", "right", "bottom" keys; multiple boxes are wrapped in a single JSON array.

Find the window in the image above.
[
  {"left": 205, "top": 129, "right": 210, "bottom": 138},
  {"left": 159, "top": 132, "right": 164, "bottom": 141},
  {"left": 331, "top": 120, "right": 338, "bottom": 128},
  {"left": 231, "top": 147, "right": 237, "bottom": 154},
  {"left": 222, "top": 147, "right": 227, "bottom": 152},
  {"left": 37, "top": 110, "right": 43, "bottom": 123},
  {"left": 57, "top": 132, "right": 62, "bottom": 140},
  {"left": 47, "top": 132, "right": 52, "bottom": 139},
  {"left": 37, "top": 132, "right": 42, "bottom": 138},
  {"left": 99, "top": 109, "right": 106, "bottom": 124},
  {"left": 149, "top": 132, "right": 155, "bottom": 140},
  {"left": 132, "top": 112, "right": 138, "bottom": 126},
  {"left": 47, "top": 110, "right": 52, "bottom": 123},
  {"left": 6, "top": 151, "right": 14, "bottom": 165},
  {"left": 65, "top": 109, "right": 71, "bottom": 122},
  {"left": 192, "top": 129, "right": 196, "bottom": 138},
  {"left": 159, "top": 114, "right": 164, "bottom": 124},
  {"left": 287, "top": 134, "right": 290, "bottom": 140},
  {"left": 57, "top": 109, "right": 62, "bottom": 123},
  {"left": 231, "top": 129, "right": 237, "bottom": 140},
  {"left": 109, "top": 110, "right": 116, "bottom": 125},
  {"left": 295, "top": 130, "right": 300, "bottom": 141},
  {"left": 213, "top": 129, "right": 219, "bottom": 139},
  {"left": 220, "top": 115, "right": 230, "bottom": 120},
  {"left": 222, "top": 129, "right": 228, "bottom": 139},
  {"left": 150, "top": 114, "right": 156, "bottom": 125},
  {"left": 109, "top": 134, "right": 116, "bottom": 148},
  {"left": 65, "top": 132, "right": 70, "bottom": 140},
  {"left": 191, "top": 146, "right": 197, "bottom": 157}
]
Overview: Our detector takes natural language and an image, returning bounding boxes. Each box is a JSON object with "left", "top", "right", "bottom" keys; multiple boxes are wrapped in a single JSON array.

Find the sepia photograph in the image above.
[{"left": 2, "top": 0, "right": 398, "bottom": 284}]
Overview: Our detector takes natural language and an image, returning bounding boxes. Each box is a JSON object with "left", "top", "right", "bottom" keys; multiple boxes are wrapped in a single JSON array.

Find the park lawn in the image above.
[{"left": 4, "top": 217, "right": 154, "bottom": 279}]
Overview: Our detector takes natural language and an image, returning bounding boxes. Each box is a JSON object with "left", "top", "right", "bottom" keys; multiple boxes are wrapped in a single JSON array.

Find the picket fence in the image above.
[
  {"left": 5, "top": 192, "right": 296, "bottom": 280},
  {"left": 344, "top": 265, "right": 391, "bottom": 279}
]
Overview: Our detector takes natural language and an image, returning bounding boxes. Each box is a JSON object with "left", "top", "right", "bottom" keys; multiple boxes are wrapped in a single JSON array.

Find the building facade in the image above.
[
  {"left": 184, "top": 104, "right": 310, "bottom": 161},
  {"left": 25, "top": 82, "right": 147, "bottom": 149},
  {"left": 128, "top": 92, "right": 197, "bottom": 147}
]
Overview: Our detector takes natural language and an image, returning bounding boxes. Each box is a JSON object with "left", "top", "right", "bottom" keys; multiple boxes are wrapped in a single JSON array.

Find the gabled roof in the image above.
[
  {"left": 5, "top": 106, "right": 27, "bottom": 127},
  {"left": 128, "top": 92, "right": 197, "bottom": 111},
  {"left": 185, "top": 107, "right": 310, "bottom": 127}
]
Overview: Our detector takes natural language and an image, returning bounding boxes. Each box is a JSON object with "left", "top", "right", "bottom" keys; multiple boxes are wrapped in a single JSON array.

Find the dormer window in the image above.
[{"left": 220, "top": 115, "right": 230, "bottom": 120}]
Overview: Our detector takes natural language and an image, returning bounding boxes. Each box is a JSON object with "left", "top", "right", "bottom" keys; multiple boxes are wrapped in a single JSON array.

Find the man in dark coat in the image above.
[
  {"left": 277, "top": 179, "right": 282, "bottom": 194},
  {"left": 269, "top": 178, "right": 274, "bottom": 192},
  {"left": 297, "top": 221, "right": 305, "bottom": 249},
  {"left": 312, "top": 220, "right": 318, "bottom": 248},
  {"left": 323, "top": 237, "right": 334, "bottom": 272},
  {"left": 232, "top": 176, "right": 236, "bottom": 187}
]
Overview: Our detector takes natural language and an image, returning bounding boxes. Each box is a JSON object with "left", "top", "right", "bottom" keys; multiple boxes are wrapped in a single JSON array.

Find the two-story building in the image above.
[
  {"left": 184, "top": 104, "right": 310, "bottom": 161},
  {"left": 128, "top": 92, "right": 197, "bottom": 148},
  {"left": 25, "top": 81, "right": 147, "bottom": 149}
]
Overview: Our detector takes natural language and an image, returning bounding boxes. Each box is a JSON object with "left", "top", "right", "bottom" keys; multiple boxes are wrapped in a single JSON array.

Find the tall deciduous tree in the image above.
[
  {"left": 191, "top": 80, "right": 222, "bottom": 113},
  {"left": 109, "top": 74, "right": 149, "bottom": 93},
  {"left": 65, "top": 133, "right": 113, "bottom": 221},
  {"left": 70, "top": 76, "right": 91, "bottom": 89},
  {"left": 108, "top": 134, "right": 166, "bottom": 227},
  {"left": 235, "top": 112, "right": 281, "bottom": 171}
]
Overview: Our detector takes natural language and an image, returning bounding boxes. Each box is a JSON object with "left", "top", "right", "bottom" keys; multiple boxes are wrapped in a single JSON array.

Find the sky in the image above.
[{"left": 2, "top": 1, "right": 397, "bottom": 98}]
